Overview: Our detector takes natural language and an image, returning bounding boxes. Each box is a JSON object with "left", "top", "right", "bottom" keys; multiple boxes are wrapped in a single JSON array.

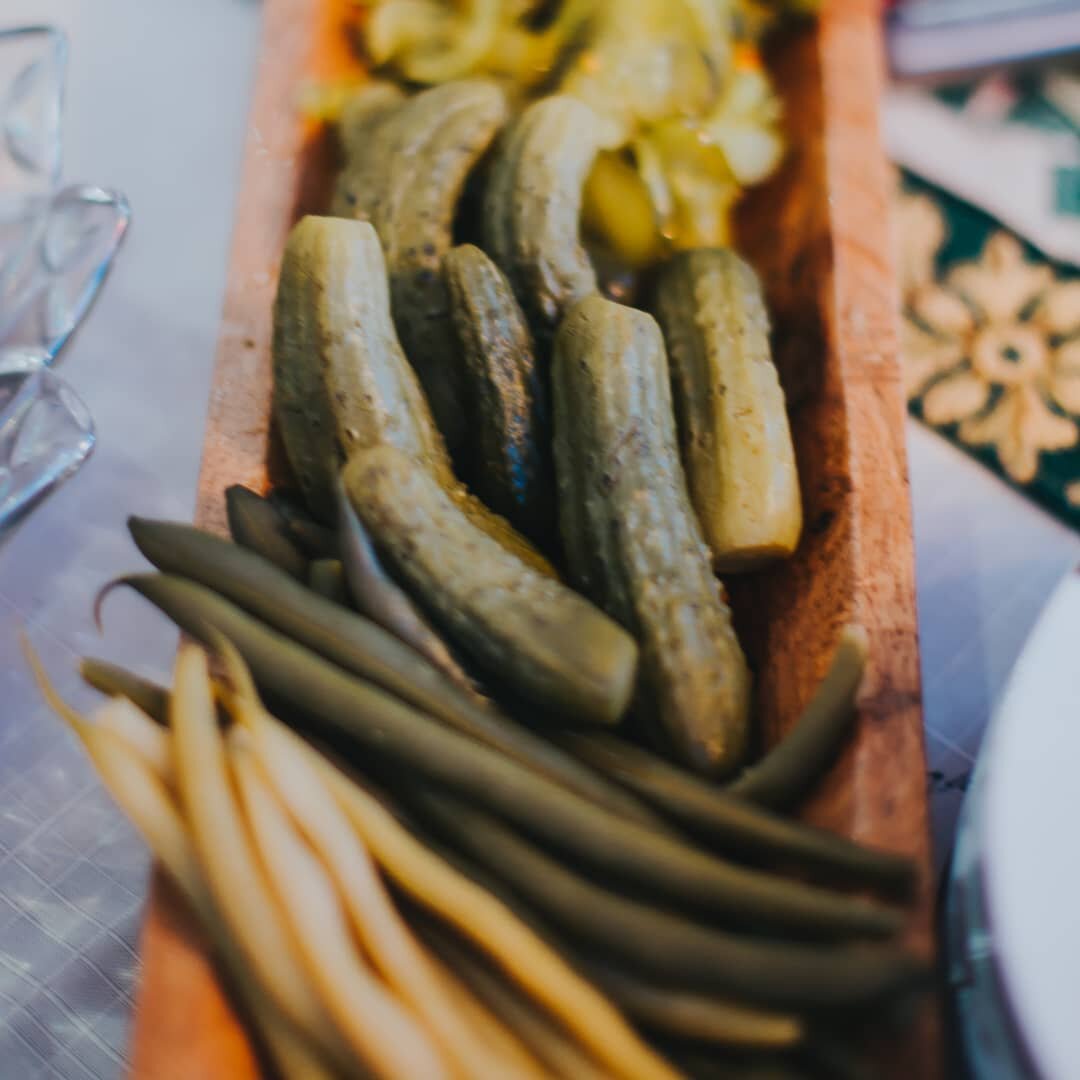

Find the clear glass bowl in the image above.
[{"left": 0, "top": 25, "right": 130, "bottom": 538}]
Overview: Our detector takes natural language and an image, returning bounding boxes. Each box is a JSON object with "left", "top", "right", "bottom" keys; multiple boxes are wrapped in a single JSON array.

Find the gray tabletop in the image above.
[
  {"left": 0, "top": 2, "right": 258, "bottom": 1075},
  {"left": 0, "top": 2, "right": 1077, "bottom": 1076}
]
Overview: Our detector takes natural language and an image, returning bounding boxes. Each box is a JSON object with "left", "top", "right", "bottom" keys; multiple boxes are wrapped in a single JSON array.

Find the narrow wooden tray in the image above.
[{"left": 130, "top": 0, "right": 939, "bottom": 1074}]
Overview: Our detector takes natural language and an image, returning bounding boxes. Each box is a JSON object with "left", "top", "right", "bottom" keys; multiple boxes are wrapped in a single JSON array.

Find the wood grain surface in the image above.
[{"left": 129, "top": 0, "right": 940, "bottom": 1075}]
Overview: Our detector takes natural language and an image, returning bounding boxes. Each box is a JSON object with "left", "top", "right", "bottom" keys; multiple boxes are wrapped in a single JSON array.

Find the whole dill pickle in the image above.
[
  {"left": 272, "top": 215, "right": 553, "bottom": 574},
  {"left": 653, "top": 249, "right": 802, "bottom": 571},
  {"left": 332, "top": 80, "right": 508, "bottom": 458},
  {"left": 552, "top": 295, "right": 751, "bottom": 775},
  {"left": 483, "top": 94, "right": 618, "bottom": 345},
  {"left": 444, "top": 243, "right": 555, "bottom": 548},
  {"left": 343, "top": 444, "right": 637, "bottom": 725}
]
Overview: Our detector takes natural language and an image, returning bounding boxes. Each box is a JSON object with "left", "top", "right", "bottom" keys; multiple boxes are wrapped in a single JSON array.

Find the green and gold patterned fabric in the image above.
[{"left": 897, "top": 171, "right": 1080, "bottom": 528}]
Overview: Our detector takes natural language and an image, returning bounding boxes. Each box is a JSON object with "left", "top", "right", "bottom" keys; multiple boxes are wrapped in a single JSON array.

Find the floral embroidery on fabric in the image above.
[{"left": 896, "top": 190, "right": 1080, "bottom": 485}]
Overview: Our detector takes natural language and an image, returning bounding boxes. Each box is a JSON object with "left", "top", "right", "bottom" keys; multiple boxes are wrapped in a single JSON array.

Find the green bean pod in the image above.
[
  {"left": 580, "top": 960, "right": 805, "bottom": 1049},
  {"left": 268, "top": 489, "right": 338, "bottom": 559},
  {"left": 117, "top": 530, "right": 662, "bottom": 828},
  {"left": 307, "top": 559, "right": 347, "bottom": 604},
  {"left": 794, "top": 1035, "right": 875, "bottom": 1080},
  {"left": 405, "top": 790, "right": 926, "bottom": 1011},
  {"left": 116, "top": 570, "right": 906, "bottom": 944},
  {"left": 224, "top": 484, "right": 307, "bottom": 580},
  {"left": 726, "top": 626, "right": 868, "bottom": 810},
  {"left": 559, "top": 729, "right": 915, "bottom": 894},
  {"left": 79, "top": 658, "right": 168, "bottom": 724},
  {"left": 414, "top": 916, "right": 611, "bottom": 1080},
  {"left": 335, "top": 478, "right": 476, "bottom": 697},
  {"left": 662, "top": 1047, "right": 804, "bottom": 1080}
]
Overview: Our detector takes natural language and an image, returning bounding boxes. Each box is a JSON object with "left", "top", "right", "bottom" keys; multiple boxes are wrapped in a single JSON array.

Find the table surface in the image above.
[{"left": 0, "top": 2, "right": 1077, "bottom": 1076}]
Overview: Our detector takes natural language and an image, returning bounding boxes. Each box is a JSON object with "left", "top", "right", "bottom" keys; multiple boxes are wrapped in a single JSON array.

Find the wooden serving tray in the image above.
[{"left": 129, "top": 0, "right": 940, "bottom": 1074}]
